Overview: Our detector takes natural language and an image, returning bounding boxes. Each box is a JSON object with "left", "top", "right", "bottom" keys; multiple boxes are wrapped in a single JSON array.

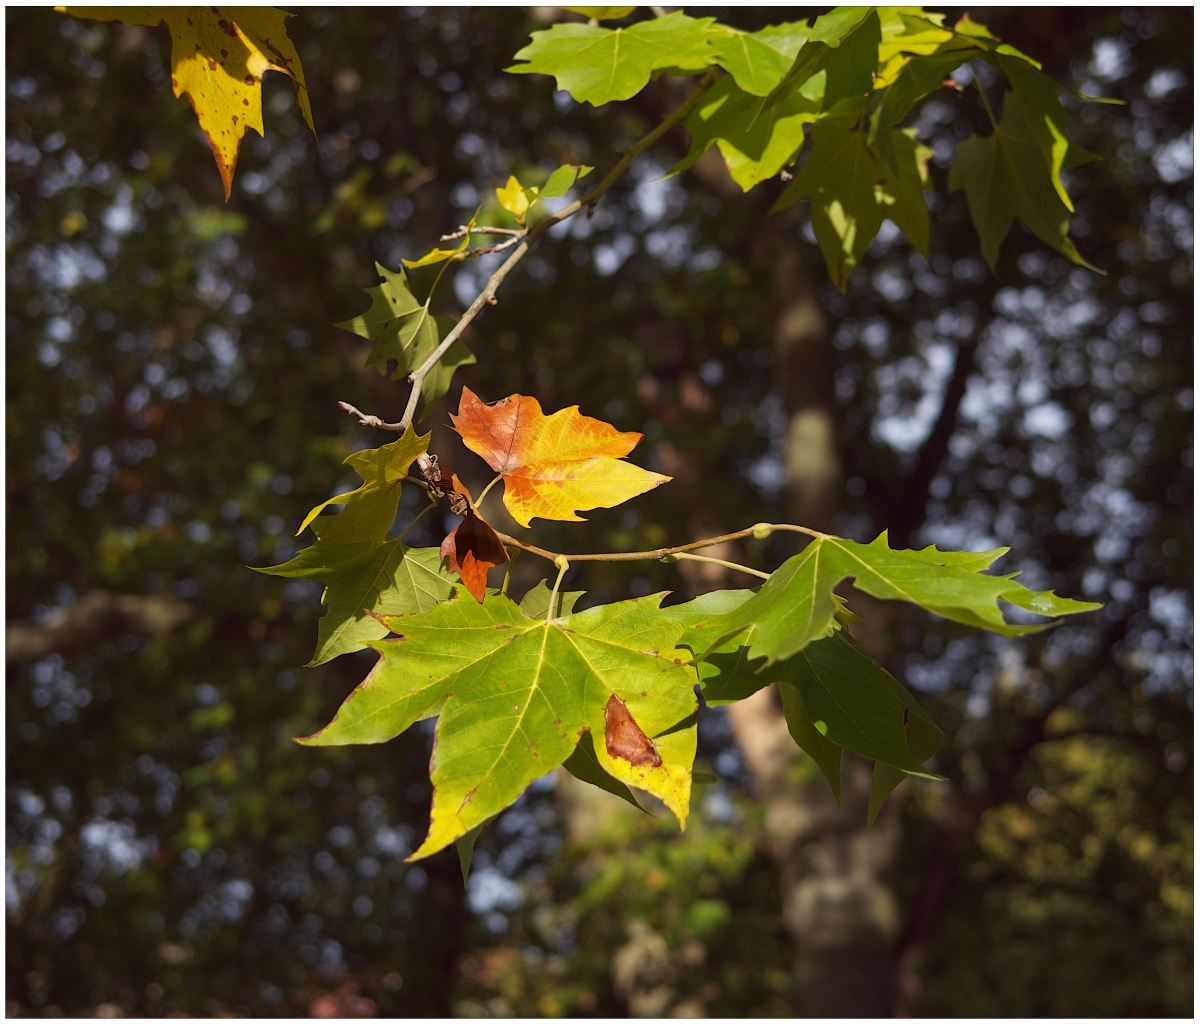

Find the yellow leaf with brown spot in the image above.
[
  {"left": 451, "top": 387, "right": 670, "bottom": 528},
  {"left": 56, "top": 7, "right": 315, "bottom": 200}
]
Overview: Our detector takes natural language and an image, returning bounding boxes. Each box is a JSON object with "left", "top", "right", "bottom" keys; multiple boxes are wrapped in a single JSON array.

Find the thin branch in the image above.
[
  {"left": 439, "top": 225, "right": 525, "bottom": 241},
  {"left": 492, "top": 522, "right": 820, "bottom": 566},
  {"left": 348, "top": 67, "right": 721, "bottom": 433}
]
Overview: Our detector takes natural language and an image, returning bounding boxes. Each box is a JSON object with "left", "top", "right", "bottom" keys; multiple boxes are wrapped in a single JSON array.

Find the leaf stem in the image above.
[
  {"left": 665, "top": 551, "right": 771, "bottom": 580},
  {"left": 343, "top": 67, "right": 722, "bottom": 433},
  {"left": 546, "top": 556, "right": 570, "bottom": 624},
  {"left": 473, "top": 473, "right": 503, "bottom": 509},
  {"left": 398, "top": 501, "right": 438, "bottom": 543},
  {"left": 500, "top": 546, "right": 519, "bottom": 596}
]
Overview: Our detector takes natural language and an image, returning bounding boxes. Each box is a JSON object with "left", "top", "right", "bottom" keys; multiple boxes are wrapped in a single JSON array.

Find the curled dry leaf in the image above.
[
  {"left": 440, "top": 512, "right": 508, "bottom": 603},
  {"left": 451, "top": 387, "right": 670, "bottom": 528}
]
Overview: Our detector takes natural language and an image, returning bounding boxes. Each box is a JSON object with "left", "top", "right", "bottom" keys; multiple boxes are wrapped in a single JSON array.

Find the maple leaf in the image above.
[
  {"left": 450, "top": 387, "right": 670, "bottom": 528},
  {"left": 300, "top": 593, "right": 698, "bottom": 859},
  {"left": 335, "top": 263, "right": 474, "bottom": 413},
  {"left": 506, "top": 11, "right": 716, "bottom": 106},
  {"left": 57, "top": 7, "right": 314, "bottom": 200},
  {"left": 440, "top": 512, "right": 508, "bottom": 603}
]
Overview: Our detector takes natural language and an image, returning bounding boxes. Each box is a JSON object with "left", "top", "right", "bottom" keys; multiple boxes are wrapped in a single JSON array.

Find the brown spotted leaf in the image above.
[
  {"left": 299, "top": 593, "right": 697, "bottom": 860},
  {"left": 57, "top": 6, "right": 314, "bottom": 199}
]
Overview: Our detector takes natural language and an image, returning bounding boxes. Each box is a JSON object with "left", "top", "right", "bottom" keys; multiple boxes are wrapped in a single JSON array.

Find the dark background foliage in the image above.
[{"left": 7, "top": 6, "right": 1192, "bottom": 1017}]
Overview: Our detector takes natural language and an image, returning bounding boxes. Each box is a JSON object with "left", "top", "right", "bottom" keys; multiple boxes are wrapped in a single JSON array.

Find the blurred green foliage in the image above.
[{"left": 6, "top": 6, "right": 1191, "bottom": 1017}]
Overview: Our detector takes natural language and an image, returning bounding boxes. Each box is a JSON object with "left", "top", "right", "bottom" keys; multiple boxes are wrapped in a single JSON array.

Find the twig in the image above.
[
  {"left": 345, "top": 67, "right": 721, "bottom": 433},
  {"left": 492, "top": 522, "right": 821, "bottom": 566},
  {"left": 439, "top": 225, "right": 525, "bottom": 241}
]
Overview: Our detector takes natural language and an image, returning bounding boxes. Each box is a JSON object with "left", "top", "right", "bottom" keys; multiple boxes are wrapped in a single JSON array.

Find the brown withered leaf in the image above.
[
  {"left": 440, "top": 512, "right": 508, "bottom": 603},
  {"left": 604, "top": 693, "right": 662, "bottom": 767}
]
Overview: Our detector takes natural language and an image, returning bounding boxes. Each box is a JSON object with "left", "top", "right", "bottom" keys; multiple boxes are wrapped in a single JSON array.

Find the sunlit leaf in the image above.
[
  {"left": 704, "top": 532, "right": 1101, "bottom": 667},
  {"left": 57, "top": 6, "right": 313, "bottom": 200},
  {"left": 507, "top": 11, "right": 715, "bottom": 106},
  {"left": 451, "top": 387, "right": 670, "bottom": 528},
  {"left": 300, "top": 593, "right": 697, "bottom": 860}
]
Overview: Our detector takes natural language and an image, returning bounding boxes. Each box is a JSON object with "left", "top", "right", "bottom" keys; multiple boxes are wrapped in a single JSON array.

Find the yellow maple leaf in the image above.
[
  {"left": 495, "top": 174, "right": 536, "bottom": 222},
  {"left": 56, "top": 7, "right": 315, "bottom": 200},
  {"left": 451, "top": 387, "right": 671, "bottom": 528}
]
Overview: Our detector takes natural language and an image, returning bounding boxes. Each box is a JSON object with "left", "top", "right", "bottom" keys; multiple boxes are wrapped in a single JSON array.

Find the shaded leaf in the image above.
[
  {"left": 295, "top": 427, "right": 429, "bottom": 544},
  {"left": 563, "top": 730, "right": 646, "bottom": 811},
  {"left": 336, "top": 264, "right": 475, "bottom": 410},
  {"left": 518, "top": 579, "right": 586, "bottom": 619},
  {"left": 256, "top": 543, "right": 452, "bottom": 666},
  {"left": 301, "top": 594, "right": 697, "bottom": 860},
  {"left": 451, "top": 387, "right": 670, "bottom": 528},
  {"left": 778, "top": 679, "right": 843, "bottom": 803},
  {"left": 58, "top": 6, "right": 313, "bottom": 200},
  {"left": 773, "top": 98, "right": 932, "bottom": 289},
  {"left": 455, "top": 815, "right": 495, "bottom": 886},
  {"left": 949, "top": 54, "right": 1100, "bottom": 270},
  {"left": 507, "top": 11, "right": 715, "bottom": 106},
  {"left": 440, "top": 511, "right": 508, "bottom": 603}
]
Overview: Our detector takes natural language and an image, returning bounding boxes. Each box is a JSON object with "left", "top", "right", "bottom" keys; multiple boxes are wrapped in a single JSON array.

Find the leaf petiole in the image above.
[
  {"left": 474, "top": 473, "right": 504, "bottom": 510},
  {"left": 398, "top": 500, "right": 438, "bottom": 543},
  {"left": 665, "top": 551, "right": 770, "bottom": 580},
  {"left": 546, "top": 555, "right": 570, "bottom": 624}
]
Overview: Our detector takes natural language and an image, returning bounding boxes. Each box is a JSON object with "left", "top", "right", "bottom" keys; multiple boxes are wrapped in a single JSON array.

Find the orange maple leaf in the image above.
[
  {"left": 450, "top": 388, "right": 671, "bottom": 528},
  {"left": 440, "top": 512, "right": 508, "bottom": 603}
]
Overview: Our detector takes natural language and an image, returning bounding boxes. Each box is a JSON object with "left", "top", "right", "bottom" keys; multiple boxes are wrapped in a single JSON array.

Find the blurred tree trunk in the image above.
[{"left": 724, "top": 245, "right": 904, "bottom": 1016}]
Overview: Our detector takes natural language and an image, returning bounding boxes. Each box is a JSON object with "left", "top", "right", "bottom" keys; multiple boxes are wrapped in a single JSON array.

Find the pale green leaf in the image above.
[
  {"left": 706, "top": 21, "right": 810, "bottom": 96},
  {"left": 540, "top": 163, "right": 594, "bottom": 198},
  {"left": 302, "top": 593, "right": 698, "bottom": 860},
  {"left": 704, "top": 532, "right": 1101, "bottom": 667},
  {"left": 518, "top": 579, "right": 586, "bottom": 619},
  {"left": 558, "top": 6, "right": 635, "bottom": 21},
  {"left": 507, "top": 11, "right": 715, "bottom": 106},
  {"left": 672, "top": 75, "right": 820, "bottom": 191}
]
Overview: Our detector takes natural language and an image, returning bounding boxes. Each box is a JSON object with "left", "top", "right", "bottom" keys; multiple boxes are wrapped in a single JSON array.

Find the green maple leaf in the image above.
[
  {"left": 672, "top": 75, "right": 820, "bottom": 191},
  {"left": 666, "top": 591, "right": 940, "bottom": 781},
  {"left": 701, "top": 532, "right": 1101, "bottom": 667},
  {"left": 336, "top": 263, "right": 475, "bottom": 411},
  {"left": 949, "top": 54, "right": 1100, "bottom": 271},
  {"left": 705, "top": 21, "right": 810, "bottom": 97},
  {"left": 557, "top": 6, "right": 635, "bottom": 21},
  {"left": 255, "top": 543, "right": 452, "bottom": 666},
  {"left": 293, "top": 427, "right": 429, "bottom": 545},
  {"left": 300, "top": 592, "right": 698, "bottom": 859},
  {"left": 773, "top": 98, "right": 932, "bottom": 289},
  {"left": 867, "top": 678, "right": 944, "bottom": 827},
  {"left": 254, "top": 427, "right": 453, "bottom": 664},
  {"left": 507, "top": 11, "right": 715, "bottom": 106},
  {"left": 518, "top": 578, "right": 586, "bottom": 619},
  {"left": 761, "top": 8, "right": 881, "bottom": 115}
]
